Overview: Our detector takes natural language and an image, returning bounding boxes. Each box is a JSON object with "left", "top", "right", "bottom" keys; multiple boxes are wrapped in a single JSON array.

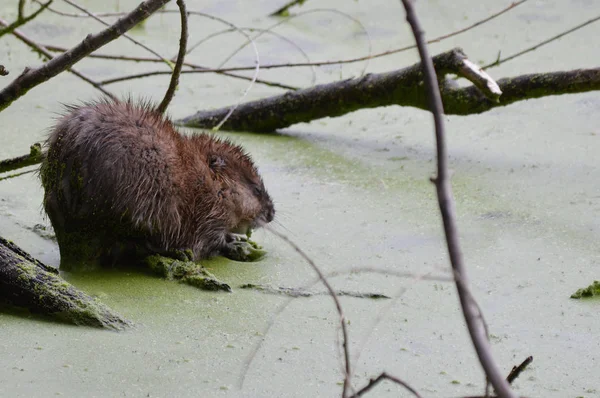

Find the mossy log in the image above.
[
  {"left": 0, "top": 236, "right": 130, "bottom": 329},
  {"left": 178, "top": 47, "right": 600, "bottom": 133}
]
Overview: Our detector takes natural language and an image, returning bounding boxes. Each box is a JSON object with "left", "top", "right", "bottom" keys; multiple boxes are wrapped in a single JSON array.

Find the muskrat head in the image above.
[{"left": 207, "top": 141, "right": 275, "bottom": 235}]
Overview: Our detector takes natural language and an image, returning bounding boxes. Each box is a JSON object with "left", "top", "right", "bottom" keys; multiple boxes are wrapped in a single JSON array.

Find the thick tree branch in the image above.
[
  {"left": 0, "top": 237, "right": 130, "bottom": 329},
  {"left": 178, "top": 47, "right": 598, "bottom": 132},
  {"left": 0, "top": 0, "right": 171, "bottom": 112}
]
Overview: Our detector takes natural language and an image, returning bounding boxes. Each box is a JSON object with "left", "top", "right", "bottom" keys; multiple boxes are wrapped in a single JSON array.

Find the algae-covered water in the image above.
[{"left": 1, "top": 0, "right": 599, "bottom": 397}]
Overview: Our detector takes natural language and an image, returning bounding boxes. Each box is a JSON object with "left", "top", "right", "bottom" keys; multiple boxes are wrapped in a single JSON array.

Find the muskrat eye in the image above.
[
  {"left": 209, "top": 155, "right": 226, "bottom": 170},
  {"left": 252, "top": 186, "right": 262, "bottom": 196},
  {"left": 217, "top": 189, "right": 225, "bottom": 198}
]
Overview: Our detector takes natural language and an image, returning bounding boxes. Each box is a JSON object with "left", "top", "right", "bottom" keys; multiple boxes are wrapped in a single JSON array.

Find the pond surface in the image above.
[{"left": 1, "top": 0, "right": 599, "bottom": 397}]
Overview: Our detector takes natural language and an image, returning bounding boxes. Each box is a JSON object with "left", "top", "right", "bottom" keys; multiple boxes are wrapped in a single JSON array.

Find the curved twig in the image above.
[
  {"left": 186, "top": 26, "right": 316, "bottom": 85},
  {"left": 218, "top": 8, "right": 372, "bottom": 78},
  {"left": 61, "top": 0, "right": 173, "bottom": 69},
  {"left": 398, "top": 1, "right": 516, "bottom": 397},
  {"left": 156, "top": 0, "right": 188, "bottom": 114},
  {"left": 263, "top": 226, "right": 352, "bottom": 397}
]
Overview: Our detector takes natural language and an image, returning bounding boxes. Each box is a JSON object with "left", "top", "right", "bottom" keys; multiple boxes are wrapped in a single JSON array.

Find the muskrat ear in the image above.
[{"left": 209, "top": 155, "right": 226, "bottom": 170}]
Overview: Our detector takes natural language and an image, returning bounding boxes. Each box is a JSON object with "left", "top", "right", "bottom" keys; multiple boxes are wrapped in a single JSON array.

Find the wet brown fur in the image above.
[{"left": 40, "top": 98, "right": 274, "bottom": 266}]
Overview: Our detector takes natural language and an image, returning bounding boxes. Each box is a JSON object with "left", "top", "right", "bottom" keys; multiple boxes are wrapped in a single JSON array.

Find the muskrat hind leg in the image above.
[
  {"left": 55, "top": 230, "right": 105, "bottom": 271},
  {"left": 221, "top": 233, "right": 267, "bottom": 262}
]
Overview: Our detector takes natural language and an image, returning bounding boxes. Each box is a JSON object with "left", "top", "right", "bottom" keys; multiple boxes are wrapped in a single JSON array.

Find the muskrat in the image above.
[{"left": 40, "top": 98, "right": 275, "bottom": 269}]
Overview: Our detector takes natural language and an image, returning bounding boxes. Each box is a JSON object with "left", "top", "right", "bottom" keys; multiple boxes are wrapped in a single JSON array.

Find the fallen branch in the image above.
[
  {"left": 177, "top": 47, "right": 599, "bottom": 132},
  {"left": 0, "top": 237, "right": 130, "bottom": 329}
]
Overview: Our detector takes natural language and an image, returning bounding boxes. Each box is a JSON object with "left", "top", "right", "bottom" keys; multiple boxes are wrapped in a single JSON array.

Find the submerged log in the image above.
[{"left": 0, "top": 236, "right": 130, "bottom": 329}]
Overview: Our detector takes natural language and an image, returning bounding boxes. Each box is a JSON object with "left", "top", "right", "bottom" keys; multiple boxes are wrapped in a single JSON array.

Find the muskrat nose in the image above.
[{"left": 265, "top": 204, "right": 275, "bottom": 223}]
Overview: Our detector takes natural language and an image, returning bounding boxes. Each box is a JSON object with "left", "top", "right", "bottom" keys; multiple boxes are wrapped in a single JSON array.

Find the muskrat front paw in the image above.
[
  {"left": 164, "top": 248, "right": 195, "bottom": 262},
  {"left": 222, "top": 234, "right": 266, "bottom": 262}
]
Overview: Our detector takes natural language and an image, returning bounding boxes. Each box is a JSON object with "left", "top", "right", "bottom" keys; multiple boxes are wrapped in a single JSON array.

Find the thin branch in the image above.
[
  {"left": 484, "top": 13, "right": 600, "bottom": 69},
  {"left": 0, "top": 0, "right": 53, "bottom": 39},
  {"left": 263, "top": 226, "right": 352, "bottom": 397},
  {"left": 506, "top": 356, "right": 533, "bottom": 385},
  {"left": 0, "top": 17, "right": 116, "bottom": 100},
  {"left": 39, "top": 44, "right": 297, "bottom": 91},
  {"left": 186, "top": 26, "right": 316, "bottom": 85},
  {"left": 238, "top": 264, "right": 450, "bottom": 390},
  {"left": 0, "top": 0, "right": 171, "bottom": 112},
  {"left": 350, "top": 372, "right": 422, "bottom": 398},
  {"left": 0, "top": 169, "right": 36, "bottom": 182},
  {"left": 398, "top": 1, "right": 516, "bottom": 397},
  {"left": 218, "top": 9, "right": 372, "bottom": 78},
  {"left": 60, "top": 0, "right": 173, "bottom": 68},
  {"left": 88, "top": 1, "right": 527, "bottom": 81},
  {"left": 156, "top": 0, "right": 188, "bottom": 114}
]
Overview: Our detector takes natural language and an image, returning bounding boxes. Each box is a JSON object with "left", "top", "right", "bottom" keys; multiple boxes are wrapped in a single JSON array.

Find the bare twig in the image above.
[
  {"left": 0, "top": 169, "right": 36, "bottom": 182},
  {"left": 89, "top": 1, "right": 526, "bottom": 82},
  {"left": 186, "top": 26, "right": 316, "bottom": 85},
  {"left": 484, "top": 13, "right": 600, "bottom": 69},
  {"left": 156, "top": 0, "right": 188, "bottom": 114},
  {"left": 0, "top": 0, "right": 170, "bottom": 112},
  {"left": 350, "top": 372, "right": 422, "bottom": 398},
  {"left": 39, "top": 44, "right": 297, "bottom": 91},
  {"left": 238, "top": 263, "right": 451, "bottom": 390},
  {"left": 398, "top": 1, "right": 517, "bottom": 397},
  {"left": 264, "top": 226, "right": 352, "bottom": 397},
  {"left": 269, "top": 0, "right": 309, "bottom": 16},
  {"left": 218, "top": 9, "right": 372, "bottom": 78},
  {"left": 60, "top": 0, "right": 172, "bottom": 68},
  {"left": 506, "top": 356, "right": 533, "bottom": 385},
  {"left": 0, "top": 0, "right": 53, "bottom": 39},
  {"left": 0, "top": 17, "right": 116, "bottom": 100}
]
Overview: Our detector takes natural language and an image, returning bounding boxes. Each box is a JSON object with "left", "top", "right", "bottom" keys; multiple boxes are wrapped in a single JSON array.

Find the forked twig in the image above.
[
  {"left": 398, "top": 0, "right": 517, "bottom": 397},
  {"left": 350, "top": 372, "right": 422, "bottom": 398}
]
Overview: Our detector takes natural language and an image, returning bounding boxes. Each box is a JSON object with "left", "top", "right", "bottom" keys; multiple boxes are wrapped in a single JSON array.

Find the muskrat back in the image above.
[{"left": 40, "top": 99, "right": 274, "bottom": 269}]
